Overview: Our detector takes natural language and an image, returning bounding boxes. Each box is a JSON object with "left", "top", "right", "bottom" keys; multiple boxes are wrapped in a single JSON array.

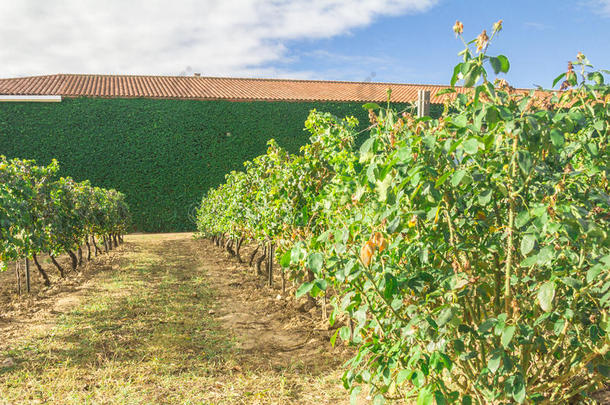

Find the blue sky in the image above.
[
  {"left": 280, "top": 0, "right": 610, "bottom": 88},
  {"left": 1, "top": 0, "right": 608, "bottom": 89}
]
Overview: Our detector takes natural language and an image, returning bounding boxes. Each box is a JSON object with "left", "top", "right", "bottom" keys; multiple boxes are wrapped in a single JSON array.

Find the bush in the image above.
[
  {"left": 0, "top": 156, "right": 129, "bottom": 276},
  {"left": 196, "top": 22, "right": 609, "bottom": 404}
]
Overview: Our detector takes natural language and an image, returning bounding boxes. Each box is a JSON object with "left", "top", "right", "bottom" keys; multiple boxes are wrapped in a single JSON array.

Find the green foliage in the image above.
[
  {"left": 196, "top": 22, "right": 610, "bottom": 404},
  {"left": 0, "top": 156, "right": 129, "bottom": 270},
  {"left": 0, "top": 98, "right": 435, "bottom": 232}
]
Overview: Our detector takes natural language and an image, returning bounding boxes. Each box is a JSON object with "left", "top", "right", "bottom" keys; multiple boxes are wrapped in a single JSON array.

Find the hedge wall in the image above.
[{"left": 0, "top": 97, "right": 440, "bottom": 232}]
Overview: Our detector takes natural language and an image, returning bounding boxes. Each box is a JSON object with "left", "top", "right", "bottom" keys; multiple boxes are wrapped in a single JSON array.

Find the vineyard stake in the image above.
[
  {"left": 25, "top": 258, "right": 31, "bottom": 293},
  {"left": 268, "top": 242, "right": 274, "bottom": 287},
  {"left": 15, "top": 261, "right": 21, "bottom": 296}
]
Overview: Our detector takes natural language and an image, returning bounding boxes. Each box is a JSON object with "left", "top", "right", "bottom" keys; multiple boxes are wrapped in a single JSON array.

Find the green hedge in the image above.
[{"left": 0, "top": 97, "right": 441, "bottom": 232}]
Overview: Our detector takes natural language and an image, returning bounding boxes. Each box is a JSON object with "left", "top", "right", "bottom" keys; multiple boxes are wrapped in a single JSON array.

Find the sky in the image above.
[{"left": 1, "top": 0, "right": 609, "bottom": 89}]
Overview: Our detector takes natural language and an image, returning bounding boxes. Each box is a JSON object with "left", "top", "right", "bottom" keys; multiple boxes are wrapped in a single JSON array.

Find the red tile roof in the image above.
[{"left": 0, "top": 74, "right": 472, "bottom": 103}]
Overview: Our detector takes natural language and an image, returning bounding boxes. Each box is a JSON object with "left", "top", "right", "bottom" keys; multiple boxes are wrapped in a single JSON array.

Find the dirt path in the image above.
[{"left": 0, "top": 233, "right": 356, "bottom": 404}]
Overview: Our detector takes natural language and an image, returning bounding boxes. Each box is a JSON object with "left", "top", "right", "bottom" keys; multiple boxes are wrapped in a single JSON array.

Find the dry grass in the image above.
[{"left": 0, "top": 234, "right": 358, "bottom": 404}]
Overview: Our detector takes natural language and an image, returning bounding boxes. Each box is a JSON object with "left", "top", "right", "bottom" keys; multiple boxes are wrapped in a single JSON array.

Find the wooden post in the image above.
[
  {"left": 25, "top": 258, "right": 31, "bottom": 293},
  {"left": 267, "top": 242, "right": 274, "bottom": 287},
  {"left": 15, "top": 262, "right": 21, "bottom": 296},
  {"left": 417, "top": 90, "right": 430, "bottom": 118}
]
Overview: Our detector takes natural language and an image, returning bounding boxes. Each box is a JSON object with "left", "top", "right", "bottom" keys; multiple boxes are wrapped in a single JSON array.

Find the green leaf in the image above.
[
  {"left": 280, "top": 251, "right": 291, "bottom": 267},
  {"left": 383, "top": 273, "right": 397, "bottom": 300},
  {"left": 550, "top": 129, "right": 564, "bottom": 148},
  {"left": 436, "top": 307, "right": 453, "bottom": 327},
  {"left": 373, "top": 394, "right": 385, "bottom": 405},
  {"left": 501, "top": 325, "right": 516, "bottom": 348},
  {"left": 435, "top": 172, "right": 452, "bottom": 188},
  {"left": 478, "top": 189, "right": 492, "bottom": 206},
  {"left": 489, "top": 57, "right": 502, "bottom": 74},
  {"left": 376, "top": 176, "right": 392, "bottom": 202},
  {"left": 386, "top": 216, "right": 402, "bottom": 234},
  {"left": 517, "top": 151, "right": 533, "bottom": 175},
  {"left": 463, "top": 138, "right": 479, "bottom": 154},
  {"left": 597, "top": 364, "right": 610, "bottom": 378},
  {"left": 463, "top": 67, "right": 479, "bottom": 88},
  {"left": 552, "top": 72, "right": 566, "bottom": 88},
  {"left": 434, "top": 391, "right": 448, "bottom": 405},
  {"left": 412, "top": 370, "right": 426, "bottom": 388},
  {"left": 306, "top": 252, "right": 324, "bottom": 273},
  {"left": 362, "top": 103, "right": 381, "bottom": 110},
  {"left": 367, "top": 161, "right": 377, "bottom": 183},
  {"left": 436, "top": 88, "right": 456, "bottom": 95},
  {"left": 396, "top": 369, "right": 411, "bottom": 384},
  {"left": 587, "top": 264, "right": 602, "bottom": 283},
  {"left": 497, "top": 55, "right": 510, "bottom": 73},
  {"left": 350, "top": 386, "right": 362, "bottom": 405},
  {"left": 515, "top": 211, "right": 530, "bottom": 228},
  {"left": 593, "top": 119, "right": 605, "bottom": 131},
  {"left": 452, "top": 114, "right": 468, "bottom": 127},
  {"left": 417, "top": 387, "right": 434, "bottom": 405},
  {"left": 512, "top": 374, "right": 526, "bottom": 403},
  {"left": 585, "top": 142, "right": 599, "bottom": 157},
  {"left": 487, "top": 350, "right": 502, "bottom": 373},
  {"left": 520, "top": 234, "right": 536, "bottom": 256},
  {"left": 330, "top": 329, "right": 339, "bottom": 347},
  {"left": 479, "top": 318, "right": 497, "bottom": 334},
  {"left": 314, "top": 278, "right": 328, "bottom": 291},
  {"left": 538, "top": 281, "right": 556, "bottom": 312},
  {"left": 339, "top": 326, "right": 351, "bottom": 341},
  {"left": 359, "top": 138, "right": 375, "bottom": 163},
  {"left": 296, "top": 281, "right": 314, "bottom": 298},
  {"left": 290, "top": 246, "right": 306, "bottom": 264},
  {"left": 588, "top": 71, "right": 604, "bottom": 85},
  {"left": 536, "top": 246, "right": 554, "bottom": 265},
  {"left": 562, "top": 277, "right": 583, "bottom": 289},
  {"left": 451, "top": 170, "right": 467, "bottom": 187},
  {"left": 451, "top": 63, "right": 462, "bottom": 87},
  {"left": 486, "top": 106, "right": 499, "bottom": 126}
]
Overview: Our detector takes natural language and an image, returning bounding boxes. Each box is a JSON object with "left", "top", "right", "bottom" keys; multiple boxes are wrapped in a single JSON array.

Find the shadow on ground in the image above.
[{"left": 0, "top": 234, "right": 354, "bottom": 404}]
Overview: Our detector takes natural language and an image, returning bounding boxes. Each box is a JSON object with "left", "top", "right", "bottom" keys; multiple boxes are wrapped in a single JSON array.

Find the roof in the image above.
[{"left": 0, "top": 74, "right": 470, "bottom": 103}]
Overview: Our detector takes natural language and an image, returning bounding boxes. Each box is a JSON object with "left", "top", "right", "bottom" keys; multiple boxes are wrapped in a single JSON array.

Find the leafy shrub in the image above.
[
  {"left": 0, "top": 156, "right": 129, "bottom": 273},
  {"left": 197, "top": 22, "right": 609, "bottom": 404}
]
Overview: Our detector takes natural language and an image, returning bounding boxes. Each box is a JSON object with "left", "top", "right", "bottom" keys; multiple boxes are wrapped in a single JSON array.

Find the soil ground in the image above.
[{"left": 0, "top": 233, "right": 359, "bottom": 404}]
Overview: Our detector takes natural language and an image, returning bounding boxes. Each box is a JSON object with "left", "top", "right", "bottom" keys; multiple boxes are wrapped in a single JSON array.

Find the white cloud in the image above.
[
  {"left": 0, "top": 0, "right": 437, "bottom": 78},
  {"left": 587, "top": 0, "right": 610, "bottom": 16}
]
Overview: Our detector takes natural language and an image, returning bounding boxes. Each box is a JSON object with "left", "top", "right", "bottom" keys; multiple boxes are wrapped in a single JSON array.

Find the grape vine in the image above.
[{"left": 0, "top": 156, "right": 130, "bottom": 285}]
